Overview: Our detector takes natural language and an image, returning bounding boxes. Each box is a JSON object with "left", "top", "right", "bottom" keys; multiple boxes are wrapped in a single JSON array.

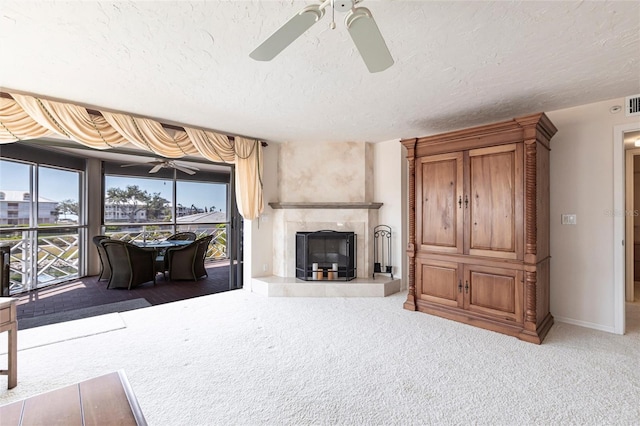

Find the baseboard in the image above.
[{"left": 554, "top": 315, "right": 616, "bottom": 334}]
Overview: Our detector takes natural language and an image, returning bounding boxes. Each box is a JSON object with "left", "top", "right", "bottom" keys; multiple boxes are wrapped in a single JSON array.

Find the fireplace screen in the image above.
[{"left": 296, "top": 231, "right": 356, "bottom": 281}]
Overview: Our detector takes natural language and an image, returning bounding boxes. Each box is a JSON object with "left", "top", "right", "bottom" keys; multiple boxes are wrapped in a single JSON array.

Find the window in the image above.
[
  {"left": 0, "top": 161, "right": 31, "bottom": 228},
  {"left": 104, "top": 175, "right": 173, "bottom": 224},
  {"left": 0, "top": 158, "right": 84, "bottom": 294},
  {"left": 103, "top": 167, "right": 231, "bottom": 261},
  {"left": 39, "top": 166, "right": 80, "bottom": 225},
  {"left": 176, "top": 181, "right": 227, "bottom": 220}
]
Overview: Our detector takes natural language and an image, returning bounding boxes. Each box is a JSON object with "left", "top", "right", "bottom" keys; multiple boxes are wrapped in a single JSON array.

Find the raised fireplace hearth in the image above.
[{"left": 296, "top": 231, "right": 356, "bottom": 281}]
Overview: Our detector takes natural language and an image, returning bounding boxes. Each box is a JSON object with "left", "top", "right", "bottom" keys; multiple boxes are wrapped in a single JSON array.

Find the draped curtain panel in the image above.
[{"left": 0, "top": 93, "right": 263, "bottom": 220}]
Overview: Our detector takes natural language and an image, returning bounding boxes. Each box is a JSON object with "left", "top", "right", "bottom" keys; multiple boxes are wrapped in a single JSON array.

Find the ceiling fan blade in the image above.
[
  {"left": 173, "top": 161, "right": 200, "bottom": 171},
  {"left": 120, "top": 163, "right": 141, "bottom": 168},
  {"left": 345, "top": 7, "right": 394, "bottom": 73},
  {"left": 250, "top": 4, "right": 325, "bottom": 61},
  {"left": 149, "top": 164, "right": 163, "bottom": 174},
  {"left": 174, "top": 165, "right": 196, "bottom": 175}
]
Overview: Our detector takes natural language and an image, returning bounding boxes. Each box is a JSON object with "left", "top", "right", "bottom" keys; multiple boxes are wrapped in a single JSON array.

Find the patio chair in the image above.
[
  {"left": 167, "top": 232, "right": 197, "bottom": 241},
  {"left": 101, "top": 239, "right": 157, "bottom": 289},
  {"left": 155, "top": 232, "right": 197, "bottom": 278},
  {"left": 92, "top": 235, "right": 111, "bottom": 282},
  {"left": 166, "top": 235, "right": 214, "bottom": 281}
]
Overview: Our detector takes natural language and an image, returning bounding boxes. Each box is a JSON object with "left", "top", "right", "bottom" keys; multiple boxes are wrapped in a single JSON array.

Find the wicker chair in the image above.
[
  {"left": 92, "top": 235, "right": 111, "bottom": 281},
  {"left": 100, "top": 239, "right": 157, "bottom": 289},
  {"left": 166, "top": 235, "right": 214, "bottom": 281},
  {"left": 155, "top": 232, "right": 198, "bottom": 277},
  {"left": 167, "top": 232, "right": 197, "bottom": 241}
]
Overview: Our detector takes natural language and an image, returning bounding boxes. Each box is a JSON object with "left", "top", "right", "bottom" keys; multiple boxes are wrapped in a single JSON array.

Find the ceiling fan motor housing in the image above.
[{"left": 333, "top": 0, "right": 354, "bottom": 13}]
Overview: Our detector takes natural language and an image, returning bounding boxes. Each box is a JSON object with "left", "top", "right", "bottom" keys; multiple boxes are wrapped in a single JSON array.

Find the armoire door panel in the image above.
[
  {"left": 416, "top": 258, "right": 461, "bottom": 308},
  {"left": 468, "top": 144, "right": 523, "bottom": 259},
  {"left": 416, "top": 152, "right": 463, "bottom": 253},
  {"left": 464, "top": 265, "right": 523, "bottom": 323}
]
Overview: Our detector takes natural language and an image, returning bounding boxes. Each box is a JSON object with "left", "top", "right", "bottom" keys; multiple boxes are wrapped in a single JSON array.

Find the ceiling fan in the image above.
[
  {"left": 249, "top": 0, "right": 393, "bottom": 73},
  {"left": 120, "top": 158, "right": 200, "bottom": 175}
]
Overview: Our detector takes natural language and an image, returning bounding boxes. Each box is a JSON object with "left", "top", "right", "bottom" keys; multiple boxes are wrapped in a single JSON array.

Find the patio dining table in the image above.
[{"left": 132, "top": 240, "right": 193, "bottom": 250}]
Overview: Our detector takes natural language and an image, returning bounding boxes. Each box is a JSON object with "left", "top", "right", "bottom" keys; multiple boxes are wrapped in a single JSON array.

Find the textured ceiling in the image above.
[{"left": 1, "top": 0, "right": 638, "bottom": 144}]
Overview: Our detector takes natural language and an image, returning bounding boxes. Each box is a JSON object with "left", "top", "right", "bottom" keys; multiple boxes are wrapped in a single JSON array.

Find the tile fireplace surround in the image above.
[
  {"left": 251, "top": 142, "right": 401, "bottom": 298},
  {"left": 251, "top": 202, "right": 401, "bottom": 297}
]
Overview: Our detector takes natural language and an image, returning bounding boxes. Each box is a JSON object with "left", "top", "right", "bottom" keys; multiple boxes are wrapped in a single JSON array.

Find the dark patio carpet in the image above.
[{"left": 15, "top": 261, "right": 234, "bottom": 329}]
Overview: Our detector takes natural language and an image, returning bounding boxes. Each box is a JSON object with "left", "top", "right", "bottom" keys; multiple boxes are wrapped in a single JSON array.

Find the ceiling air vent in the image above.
[{"left": 626, "top": 94, "right": 640, "bottom": 117}]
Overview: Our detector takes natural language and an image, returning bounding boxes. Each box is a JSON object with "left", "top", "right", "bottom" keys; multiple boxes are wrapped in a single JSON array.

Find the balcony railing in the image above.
[
  {"left": 2, "top": 231, "right": 80, "bottom": 295},
  {"left": 105, "top": 225, "right": 228, "bottom": 260}
]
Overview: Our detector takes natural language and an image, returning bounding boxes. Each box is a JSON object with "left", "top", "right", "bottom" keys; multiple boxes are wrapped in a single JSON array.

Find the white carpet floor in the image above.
[{"left": 1, "top": 289, "right": 639, "bottom": 425}]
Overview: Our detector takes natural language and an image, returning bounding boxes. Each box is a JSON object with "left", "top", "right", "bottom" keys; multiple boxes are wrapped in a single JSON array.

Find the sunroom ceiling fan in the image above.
[
  {"left": 120, "top": 158, "right": 199, "bottom": 175},
  {"left": 249, "top": 0, "right": 394, "bottom": 73}
]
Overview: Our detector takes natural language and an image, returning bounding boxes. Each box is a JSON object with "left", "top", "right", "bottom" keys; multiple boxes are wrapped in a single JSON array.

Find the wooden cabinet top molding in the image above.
[{"left": 401, "top": 112, "right": 558, "bottom": 157}]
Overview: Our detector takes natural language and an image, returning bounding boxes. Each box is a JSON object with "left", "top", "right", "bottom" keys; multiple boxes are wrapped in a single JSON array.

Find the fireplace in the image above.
[{"left": 296, "top": 231, "right": 356, "bottom": 281}]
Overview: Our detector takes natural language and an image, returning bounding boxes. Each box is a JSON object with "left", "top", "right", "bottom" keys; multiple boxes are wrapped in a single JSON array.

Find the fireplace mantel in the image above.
[{"left": 269, "top": 202, "right": 383, "bottom": 209}]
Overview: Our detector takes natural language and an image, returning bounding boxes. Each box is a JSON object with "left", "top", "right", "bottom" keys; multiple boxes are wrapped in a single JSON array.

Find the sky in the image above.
[
  {"left": 0, "top": 159, "right": 78, "bottom": 201},
  {"left": 0, "top": 160, "right": 227, "bottom": 211}
]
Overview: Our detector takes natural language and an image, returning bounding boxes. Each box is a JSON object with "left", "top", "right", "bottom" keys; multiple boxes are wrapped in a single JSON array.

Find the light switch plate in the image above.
[{"left": 561, "top": 214, "right": 577, "bottom": 225}]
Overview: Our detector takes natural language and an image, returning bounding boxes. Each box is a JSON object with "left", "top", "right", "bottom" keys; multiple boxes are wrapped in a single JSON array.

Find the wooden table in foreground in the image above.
[
  {"left": 0, "top": 297, "right": 17, "bottom": 389},
  {"left": 0, "top": 370, "right": 147, "bottom": 426}
]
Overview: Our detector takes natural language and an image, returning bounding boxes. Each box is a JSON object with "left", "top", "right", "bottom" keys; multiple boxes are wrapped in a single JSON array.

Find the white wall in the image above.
[
  {"left": 548, "top": 97, "right": 640, "bottom": 332},
  {"left": 243, "top": 143, "right": 278, "bottom": 288},
  {"left": 373, "top": 139, "right": 408, "bottom": 289}
]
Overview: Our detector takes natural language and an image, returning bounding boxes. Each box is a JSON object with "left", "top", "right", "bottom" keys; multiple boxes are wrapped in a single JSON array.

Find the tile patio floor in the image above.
[{"left": 14, "top": 261, "right": 234, "bottom": 324}]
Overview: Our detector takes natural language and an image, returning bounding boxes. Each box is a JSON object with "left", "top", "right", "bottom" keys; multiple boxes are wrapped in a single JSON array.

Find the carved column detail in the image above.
[
  {"left": 525, "top": 270, "right": 537, "bottom": 325},
  {"left": 525, "top": 140, "right": 537, "bottom": 258},
  {"left": 405, "top": 155, "right": 417, "bottom": 309},
  {"left": 400, "top": 137, "right": 418, "bottom": 311}
]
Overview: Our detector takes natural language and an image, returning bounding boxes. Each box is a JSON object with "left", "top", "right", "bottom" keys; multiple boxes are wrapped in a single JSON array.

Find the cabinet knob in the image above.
[
  {"left": 458, "top": 196, "right": 462, "bottom": 209},
  {"left": 458, "top": 280, "right": 462, "bottom": 292},
  {"left": 464, "top": 195, "right": 469, "bottom": 209},
  {"left": 465, "top": 280, "right": 469, "bottom": 294}
]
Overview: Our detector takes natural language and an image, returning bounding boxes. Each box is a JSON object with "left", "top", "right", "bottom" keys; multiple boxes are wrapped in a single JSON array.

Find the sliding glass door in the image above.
[{"left": 0, "top": 159, "right": 84, "bottom": 294}]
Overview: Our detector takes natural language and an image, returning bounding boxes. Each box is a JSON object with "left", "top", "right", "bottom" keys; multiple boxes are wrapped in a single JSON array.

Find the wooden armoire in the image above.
[{"left": 401, "top": 113, "right": 557, "bottom": 344}]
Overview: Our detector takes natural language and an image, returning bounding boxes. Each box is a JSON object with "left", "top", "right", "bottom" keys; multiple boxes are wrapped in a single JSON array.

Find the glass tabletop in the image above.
[{"left": 133, "top": 240, "right": 193, "bottom": 248}]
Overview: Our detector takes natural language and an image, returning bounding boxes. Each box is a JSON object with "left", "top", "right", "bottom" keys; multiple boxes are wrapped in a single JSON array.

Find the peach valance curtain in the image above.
[{"left": 0, "top": 93, "right": 263, "bottom": 220}]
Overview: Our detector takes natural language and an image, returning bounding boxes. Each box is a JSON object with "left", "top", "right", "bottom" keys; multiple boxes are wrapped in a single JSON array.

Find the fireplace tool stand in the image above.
[{"left": 373, "top": 225, "right": 393, "bottom": 279}]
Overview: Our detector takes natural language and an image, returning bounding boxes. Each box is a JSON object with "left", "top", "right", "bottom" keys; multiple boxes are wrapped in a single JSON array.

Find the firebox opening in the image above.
[{"left": 296, "top": 231, "right": 356, "bottom": 281}]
